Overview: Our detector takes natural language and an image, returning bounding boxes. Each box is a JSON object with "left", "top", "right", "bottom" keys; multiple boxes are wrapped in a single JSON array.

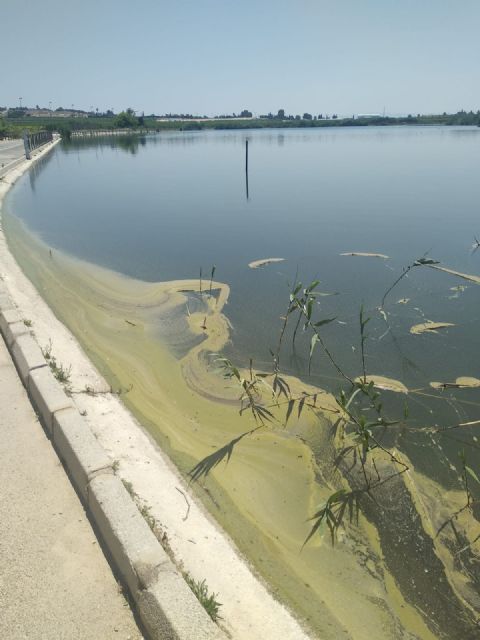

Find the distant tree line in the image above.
[{"left": 2, "top": 108, "right": 480, "bottom": 140}]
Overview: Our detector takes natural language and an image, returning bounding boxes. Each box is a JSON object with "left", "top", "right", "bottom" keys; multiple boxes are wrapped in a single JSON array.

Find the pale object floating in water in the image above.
[
  {"left": 410, "top": 321, "right": 455, "bottom": 335},
  {"left": 428, "top": 264, "right": 480, "bottom": 285},
  {"left": 355, "top": 375, "right": 408, "bottom": 394},
  {"left": 396, "top": 298, "right": 410, "bottom": 304},
  {"left": 430, "top": 377, "right": 480, "bottom": 390},
  {"left": 340, "top": 252, "right": 389, "bottom": 259},
  {"left": 248, "top": 258, "right": 285, "bottom": 269}
]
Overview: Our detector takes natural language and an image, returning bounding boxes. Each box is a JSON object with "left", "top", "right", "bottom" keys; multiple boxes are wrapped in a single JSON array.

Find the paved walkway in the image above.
[
  {"left": 0, "top": 334, "right": 143, "bottom": 639},
  {"left": 0, "top": 139, "right": 24, "bottom": 175}
]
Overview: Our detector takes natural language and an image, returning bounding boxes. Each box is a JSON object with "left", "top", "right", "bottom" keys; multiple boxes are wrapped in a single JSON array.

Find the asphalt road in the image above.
[{"left": 0, "top": 139, "right": 24, "bottom": 169}]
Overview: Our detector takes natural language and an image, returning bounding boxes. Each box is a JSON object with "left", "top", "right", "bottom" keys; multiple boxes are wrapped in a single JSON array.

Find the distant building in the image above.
[
  {"left": 24, "top": 109, "right": 88, "bottom": 118},
  {"left": 25, "top": 109, "right": 54, "bottom": 117},
  {"left": 356, "top": 114, "right": 383, "bottom": 119}
]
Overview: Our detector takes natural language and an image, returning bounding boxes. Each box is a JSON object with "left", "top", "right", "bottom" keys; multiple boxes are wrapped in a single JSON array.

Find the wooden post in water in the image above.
[{"left": 245, "top": 139, "right": 249, "bottom": 200}]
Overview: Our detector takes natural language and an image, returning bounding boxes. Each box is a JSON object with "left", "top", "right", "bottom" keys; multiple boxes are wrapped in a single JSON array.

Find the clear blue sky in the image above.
[{"left": 3, "top": 0, "right": 480, "bottom": 116}]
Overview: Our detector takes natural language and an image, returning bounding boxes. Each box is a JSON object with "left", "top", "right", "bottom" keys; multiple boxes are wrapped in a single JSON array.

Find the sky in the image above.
[{"left": 2, "top": 0, "right": 480, "bottom": 117}]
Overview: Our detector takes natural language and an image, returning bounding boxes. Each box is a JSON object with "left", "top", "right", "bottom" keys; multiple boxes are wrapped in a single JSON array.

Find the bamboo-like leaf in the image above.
[
  {"left": 302, "top": 490, "right": 353, "bottom": 548},
  {"left": 302, "top": 507, "right": 327, "bottom": 548},
  {"left": 273, "top": 375, "right": 290, "bottom": 399},
  {"left": 285, "top": 399, "right": 295, "bottom": 424},
  {"left": 298, "top": 395, "right": 306, "bottom": 418},
  {"left": 306, "top": 280, "right": 320, "bottom": 293},
  {"left": 309, "top": 334, "right": 320, "bottom": 373},
  {"left": 314, "top": 317, "right": 336, "bottom": 327},
  {"left": 189, "top": 431, "right": 253, "bottom": 482},
  {"left": 306, "top": 298, "right": 314, "bottom": 320},
  {"left": 254, "top": 405, "right": 275, "bottom": 423},
  {"left": 334, "top": 446, "right": 356, "bottom": 468},
  {"left": 465, "top": 465, "right": 480, "bottom": 486}
]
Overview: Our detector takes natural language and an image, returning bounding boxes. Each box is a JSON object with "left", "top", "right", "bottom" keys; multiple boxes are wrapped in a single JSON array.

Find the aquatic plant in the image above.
[
  {"left": 189, "top": 255, "right": 480, "bottom": 555},
  {"left": 209, "top": 264, "right": 216, "bottom": 295}
]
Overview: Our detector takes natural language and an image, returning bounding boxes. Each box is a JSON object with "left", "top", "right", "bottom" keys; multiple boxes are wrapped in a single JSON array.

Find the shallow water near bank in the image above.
[{"left": 4, "top": 127, "right": 480, "bottom": 638}]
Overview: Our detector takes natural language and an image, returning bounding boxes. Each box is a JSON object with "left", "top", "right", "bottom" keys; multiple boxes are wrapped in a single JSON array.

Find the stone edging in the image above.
[{"left": 0, "top": 157, "right": 225, "bottom": 640}]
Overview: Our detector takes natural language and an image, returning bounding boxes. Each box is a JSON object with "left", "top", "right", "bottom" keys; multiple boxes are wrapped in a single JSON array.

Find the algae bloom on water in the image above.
[{"left": 4, "top": 128, "right": 480, "bottom": 640}]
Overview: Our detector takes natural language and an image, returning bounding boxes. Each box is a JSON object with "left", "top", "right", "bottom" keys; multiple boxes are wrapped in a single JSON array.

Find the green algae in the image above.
[{"left": 2, "top": 213, "right": 456, "bottom": 640}]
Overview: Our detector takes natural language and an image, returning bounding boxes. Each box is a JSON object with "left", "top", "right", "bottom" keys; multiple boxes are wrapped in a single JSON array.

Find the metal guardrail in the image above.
[{"left": 23, "top": 130, "right": 53, "bottom": 159}]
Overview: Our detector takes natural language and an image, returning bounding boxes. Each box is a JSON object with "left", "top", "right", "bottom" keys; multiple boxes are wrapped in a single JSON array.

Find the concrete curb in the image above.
[{"left": 0, "top": 181, "right": 226, "bottom": 638}]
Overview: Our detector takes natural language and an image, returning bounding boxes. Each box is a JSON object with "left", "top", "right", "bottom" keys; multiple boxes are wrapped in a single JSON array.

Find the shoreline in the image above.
[
  {"left": 0, "top": 142, "right": 314, "bottom": 639},
  {"left": 3, "top": 138, "right": 477, "bottom": 639}
]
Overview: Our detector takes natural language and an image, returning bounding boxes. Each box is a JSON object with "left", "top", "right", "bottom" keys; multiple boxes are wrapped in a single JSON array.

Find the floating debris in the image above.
[
  {"left": 410, "top": 321, "right": 455, "bottom": 335},
  {"left": 355, "top": 375, "right": 408, "bottom": 394},
  {"left": 428, "top": 265, "right": 480, "bottom": 285},
  {"left": 430, "top": 377, "right": 480, "bottom": 390},
  {"left": 378, "top": 307, "right": 388, "bottom": 322},
  {"left": 248, "top": 258, "right": 285, "bottom": 269},
  {"left": 340, "top": 252, "right": 389, "bottom": 259},
  {"left": 396, "top": 298, "right": 410, "bottom": 304},
  {"left": 448, "top": 284, "right": 468, "bottom": 299}
]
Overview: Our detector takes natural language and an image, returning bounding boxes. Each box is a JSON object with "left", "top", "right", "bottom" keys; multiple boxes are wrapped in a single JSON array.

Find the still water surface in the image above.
[
  {"left": 5, "top": 126, "right": 480, "bottom": 639},
  {"left": 9, "top": 127, "right": 480, "bottom": 442}
]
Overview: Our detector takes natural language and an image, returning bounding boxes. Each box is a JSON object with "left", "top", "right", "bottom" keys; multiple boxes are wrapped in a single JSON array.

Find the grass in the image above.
[
  {"left": 121, "top": 479, "right": 156, "bottom": 530},
  {"left": 121, "top": 478, "right": 137, "bottom": 499},
  {"left": 41, "top": 339, "right": 71, "bottom": 387},
  {"left": 50, "top": 360, "right": 71, "bottom": 384},
  {"left": 184, "top": 573, "right": 222, "bottom": 622},
  {"left": 139, "top": 504, "right": 157, "bottom": 532}
]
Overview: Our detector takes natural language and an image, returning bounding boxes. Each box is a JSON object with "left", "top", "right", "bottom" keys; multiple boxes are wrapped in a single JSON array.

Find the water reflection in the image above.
[
  {"left": 28, "top": 146, "right": 55, "bottom": 191},
  {"left": 62, "top": 133, "right": 149, "bottom": 155}
]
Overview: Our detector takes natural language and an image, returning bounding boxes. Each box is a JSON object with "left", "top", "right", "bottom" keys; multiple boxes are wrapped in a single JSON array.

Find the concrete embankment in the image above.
[{"left": 0, "top": 141, "right": 226, "bottom": 640}]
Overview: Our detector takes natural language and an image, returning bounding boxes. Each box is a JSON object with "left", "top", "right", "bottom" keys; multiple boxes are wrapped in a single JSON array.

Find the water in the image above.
[
  {"left": 9, "top": 126, "right": 480, "bottom": 437},
  {"left": 5, "top": 126, "right": 480, "bottom": 638}
]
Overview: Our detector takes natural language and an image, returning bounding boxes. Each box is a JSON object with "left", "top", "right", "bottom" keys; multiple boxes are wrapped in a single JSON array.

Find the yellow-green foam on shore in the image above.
[{"left": 3, "top": 212, "right": 440, "bottom": 640}]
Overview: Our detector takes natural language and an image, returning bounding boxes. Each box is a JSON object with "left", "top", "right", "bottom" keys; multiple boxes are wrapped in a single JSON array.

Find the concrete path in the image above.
[
  {"left": 0, "top": 334, "right": 143, "bottom": 639},
  {"left": 0, "top": 139, "right": 26, "bottom": 180},
  {"left": 0, "top": 139, "right": 24, "bottom": 170}
]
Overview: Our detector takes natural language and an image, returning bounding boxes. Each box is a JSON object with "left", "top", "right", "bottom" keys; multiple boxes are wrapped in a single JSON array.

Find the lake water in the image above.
[{"left": 5, "top": 126, "right": 480, "bottom": 639}]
